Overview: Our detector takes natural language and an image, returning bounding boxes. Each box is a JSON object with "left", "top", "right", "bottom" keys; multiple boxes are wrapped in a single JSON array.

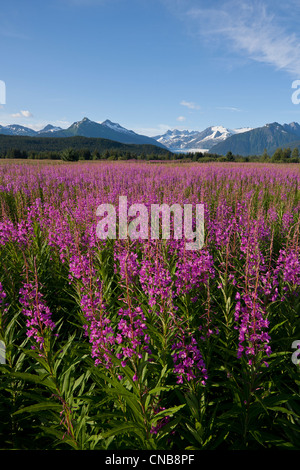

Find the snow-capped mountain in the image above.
[
  {"left": 101, "top": 119, "right": 136, "bottom": 135},
  {"left": 0, "top": 123, "right": 62, "bottom": 137},
  {"left": 154, "top": 126, "right": 253, "bottom": 152},
  {"left": 0, "top": 124, "right": 36, "bottom": 136},
  {"left": 56, "top": 117, "right": 167, "bottom": 147},
  {"left": 4, "top": 118, "right": 300, "bottom": 155},
  {"left": 37, "top": 124, "right": 63, "bottom": 135},
  {"left": 0, "top": 117, "right": 167, "bottom": 149},
  {"left": 210, "top": 121, "right": 300, "bottom": 156}
]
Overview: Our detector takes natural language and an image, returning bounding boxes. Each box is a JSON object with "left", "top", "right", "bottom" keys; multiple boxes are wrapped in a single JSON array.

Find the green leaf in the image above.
[
  {"left": 6, "top": 371, "right": 57, "bottom": 390},
  {"left": 267, "top": 406, "right": 297, "bottom": 416},
  {"left": 13, "top": 402, "right": 62, "bottom": 415},
  {"left": 150, "top": 404, "right": 186, "bottom": 425},
  {"left": 100, "top": 422, "right": 144, "bottom": 441}
]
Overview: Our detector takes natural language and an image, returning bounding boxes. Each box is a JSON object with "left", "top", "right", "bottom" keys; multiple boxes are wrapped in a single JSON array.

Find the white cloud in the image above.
[
  {"left": 11, "top": 110, "right": 33, "bottom": 118},
  {"left": 20, "top": 110, "right": 33, "bottom": 118},
  {"left": 132, "top": 123, "right": 172, "bottom": 137},
  {"left": 216, "top": 106, "right": 241, "bottom": 112},
  {"left": 184, "top": 0, "right": 300, "bottom": 77},
  {"left": 22, "top": 119, "right": 71, "bottom": 132},
  {"left": 180, "top": 100, "right": 200, "bottom": 110},
  {"left": 54, "top": 119, "right": 71, "bottom": 128},
  {"left": 177, "top": 116, "right": 186, "bottom": 121}
]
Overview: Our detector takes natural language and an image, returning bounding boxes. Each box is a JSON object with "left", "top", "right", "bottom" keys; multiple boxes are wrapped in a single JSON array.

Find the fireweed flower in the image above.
[
  {"left": 68, "top": 249, "right": 152, "bottom": 375},
  {"left": 274, "top": 248, "right": 300, "bottom": 295},
  {"left": 114, "top": 240, "right": 174, "bottom": 307},
  {"left": 116, "top": 306, "right": 152, "bottom": 371},
  {"left": 239, "top": 225, "right": 268, "bottom": 281},
  {"left": 150, "top": 406, "right": 170, "bottom": 435},
  {"left": 114, "top": 241, "right": 174, "bottom": 313},
  {"left": 68, "top": 253, "right": 96, "bottom": 286},
  {"left": 47, "top": 214, "right": 76, "bottom": 263},
  {"left": 82, "top": 299, "right": 152, "bottom": 376},
  {"left": 281, "top": 211, "right": 295, "bottom": 235},
  {"left": 81, "top": 292, "right": 115, "bottom": 369},
  {"left": 139, "top": 257, "right": 173, "bottom": 307},
  {"left": 114, "top": 243, "right": 141, "bottom": 284},
  {"left": 174, "top": 249, "right": 215, "bottom": 297},
  {"left": 0, "top": 219, "right": 15, "bottom": 246},
  {"left": 0, "top": 283, "right": 6, "bottom": 304},
  {"left": 68, "top": 251, "right": 116, "bottom": 368},
  {"left": 2, "top": 163, "right": 300, "bottom": 397},
  {"left": 171, "top": 334, "right": 207, "bottom": 385},
  {"left": 19, "top": 282, "right": 56, "bottom": 352},
  {"left": 199, "top": 321, "right": 219, "bottom": 341},
  {"left": 267, "top": 208, "right": 278, "bottom": 224},
  {"left": 259, "top": 271, "right": 279, "bottom": 302},
  {"left": 234, "top": 291, "right": 271, "bottom": 365},
  {"left": 0, "top": 218, "right": 33, "bottom": 247}
]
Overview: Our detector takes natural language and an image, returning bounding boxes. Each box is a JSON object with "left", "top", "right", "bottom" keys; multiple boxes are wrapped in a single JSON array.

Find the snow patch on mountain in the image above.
[
  {"left": 37, "top": 125, "right": 63, "bottom": 134},
  {"left": 101, "top": 119, "right": 136, "bottom": 135},
  {"left": 154, "top": 126, "right": 253, "bottom": 151},
  {"left": 1, "top": 124, "right": 36, "bottom": 136}
]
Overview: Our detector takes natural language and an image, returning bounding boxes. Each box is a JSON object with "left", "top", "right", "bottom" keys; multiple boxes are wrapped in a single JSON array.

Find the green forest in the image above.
[{"left": 0, "top": 134, "right": 299, "bottom": 163}]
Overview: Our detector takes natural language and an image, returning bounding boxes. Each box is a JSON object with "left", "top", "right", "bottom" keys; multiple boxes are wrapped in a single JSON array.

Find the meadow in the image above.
[{"left": 0, "top": 160, "right": 299, "bottom": 450}]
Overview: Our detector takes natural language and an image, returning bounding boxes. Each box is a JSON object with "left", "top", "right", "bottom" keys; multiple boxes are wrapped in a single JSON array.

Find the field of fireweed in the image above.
[{"left": 0, "top": 160, "right": 299, "bottom": 450}]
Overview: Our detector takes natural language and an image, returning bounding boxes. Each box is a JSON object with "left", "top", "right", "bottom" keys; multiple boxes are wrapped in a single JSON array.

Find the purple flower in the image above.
[
  {"left": 19, "top": 282, "right": 56, "bottom": 352},
  {"left": 234, "top": 291, "right": 271, "bottom": 365},
  {"left": 150, "top": 407, "right": 170, "bottom": 435},
  {"left": 0, "top": 283, "right": 6, "bottom": 304},
  {"left": 171, "top": 335, "right": 207, "bottom": 385}
]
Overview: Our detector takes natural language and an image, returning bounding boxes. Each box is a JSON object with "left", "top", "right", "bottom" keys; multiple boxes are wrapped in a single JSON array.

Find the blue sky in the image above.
[{"left": 1, "top": 0, "right": 300, "bottom": 135}]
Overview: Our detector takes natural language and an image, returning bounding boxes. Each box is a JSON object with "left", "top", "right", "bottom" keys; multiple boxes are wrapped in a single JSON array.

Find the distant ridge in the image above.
[
  {"left": 0, "top": 117, "right": 167, "bottom": 149},
  {"left": 154, "top": 126, "right": 253, "bottom": 151},
  {"left": 0, "top": 134, "right": 171, "bottom": 156},
  {"left": 209, "top": 122, "right": 300, "bottom": 156},
  {"left": 2, "top": 117, "right": 300, "bottom": 156}
]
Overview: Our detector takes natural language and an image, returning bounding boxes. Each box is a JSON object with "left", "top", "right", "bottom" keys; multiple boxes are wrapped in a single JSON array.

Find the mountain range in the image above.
[
  {"left": 1, "top": 117, "right": 300, "bottom": 156},
  {"left": 0, "top": 117, "right": 167, "bottom": 149},
  {"left": 154, "top": 126, "right": 253, "bottom": 152},
  {"left": 155, "top": 122, "right": 300, "bottom": 156},
  {"left": 209, "top": 122, "right": 300, "bottom": 156}
]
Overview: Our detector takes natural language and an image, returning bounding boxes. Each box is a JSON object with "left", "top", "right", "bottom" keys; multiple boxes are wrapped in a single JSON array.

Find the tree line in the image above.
[
  {"left": 177, "top": 146, "right": 300, "bottom": 163},
  {"left": 0, "top": 145, "right": 299, "bottom": 163}
]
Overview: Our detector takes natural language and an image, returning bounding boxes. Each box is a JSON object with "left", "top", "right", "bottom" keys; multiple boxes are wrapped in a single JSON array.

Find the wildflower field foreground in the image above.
[{"left": 0, "top": 160, "right": 300, "bottom": 450}]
